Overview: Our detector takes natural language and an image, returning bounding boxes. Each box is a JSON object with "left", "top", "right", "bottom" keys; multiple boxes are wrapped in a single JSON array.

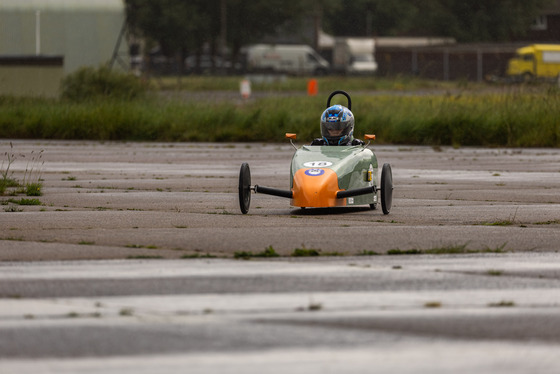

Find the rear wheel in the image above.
[
  {"left": 381, "top": 163, "right": 393, "bottom": 215},
  {"left": 238, "top": 163, "right": 251, "bottom": 214}
]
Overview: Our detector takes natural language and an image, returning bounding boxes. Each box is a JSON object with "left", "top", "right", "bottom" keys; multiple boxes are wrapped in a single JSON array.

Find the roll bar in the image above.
[{"left": 326, "top": 90, "right": 351, "bottom": 110}]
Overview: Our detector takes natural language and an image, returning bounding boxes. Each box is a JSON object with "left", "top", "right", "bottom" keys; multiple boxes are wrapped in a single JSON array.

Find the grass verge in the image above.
[
  {"left": 234, "top": 246, "right": 280, "bottom": 259},
  {"left": 387, "top": 243, "right": 507, "bottom": 255},
  {"left": 1, "top": 84, "right": 559, "bottom": 147}
]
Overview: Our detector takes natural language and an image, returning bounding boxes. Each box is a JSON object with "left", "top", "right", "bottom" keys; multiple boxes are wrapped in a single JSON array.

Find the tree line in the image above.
[{"left": 125, "top": 0, "right": 554, "bottom": 70}]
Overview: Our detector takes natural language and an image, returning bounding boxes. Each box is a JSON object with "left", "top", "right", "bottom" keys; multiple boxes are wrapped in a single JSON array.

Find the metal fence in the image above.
[{"left": 376, "top": 44, "right": 527, "bottom": 81}]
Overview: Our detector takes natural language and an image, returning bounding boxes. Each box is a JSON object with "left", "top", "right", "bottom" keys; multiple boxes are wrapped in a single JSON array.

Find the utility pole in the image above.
[
  {"left": 313, "top": 4, "right": 321, "bottom": 50},
  {"left": 220, "top": 0, "right": 227, "bottom": 58},
  {"left": 366, "top": 10, "right": 372, "bottom": 36},
  {"left": 35, "top": 10, "right": 41, "bottom": 55}
]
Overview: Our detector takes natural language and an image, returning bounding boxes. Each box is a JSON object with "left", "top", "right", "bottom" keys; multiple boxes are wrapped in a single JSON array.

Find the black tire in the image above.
[
  {"left": 381, "top": 163, "right": 393, "bottom": 215},
  {"left": 238, "top": 163, "right": 251, "bottom": 214}
]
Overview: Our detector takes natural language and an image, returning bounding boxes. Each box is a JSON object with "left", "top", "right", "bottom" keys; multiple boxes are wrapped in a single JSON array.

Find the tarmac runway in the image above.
[
  {"left": 1, "top": 140, "right": 560, "bottom": 372},
  {"left": 2, "top": 254, "right": 560, "bottom": 373},
  {"left": 1, "top": 140, "right": 560, "bottom": 259}
]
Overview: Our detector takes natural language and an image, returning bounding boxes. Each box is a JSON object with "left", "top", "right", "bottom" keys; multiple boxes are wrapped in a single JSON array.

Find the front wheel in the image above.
[
  {"left": 238, "top": 163, "right": 251, "bottom": 214},
  {"left": 381, "top": 163, "right": 393, "bottom": 214}
]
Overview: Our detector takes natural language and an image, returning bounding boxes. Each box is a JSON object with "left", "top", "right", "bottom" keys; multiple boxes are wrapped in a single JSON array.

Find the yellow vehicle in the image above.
[{"left": 507, "top": 44, "right": 560, "bottom": 81}]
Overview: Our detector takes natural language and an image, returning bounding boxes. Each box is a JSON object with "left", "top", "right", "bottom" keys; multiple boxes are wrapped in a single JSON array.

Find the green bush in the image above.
[
  {"left": 61, "top": 66, "right": 147, "bottom": 102},
  {"left": 25, "top": 183, "right": 42, "bottom": 196}
]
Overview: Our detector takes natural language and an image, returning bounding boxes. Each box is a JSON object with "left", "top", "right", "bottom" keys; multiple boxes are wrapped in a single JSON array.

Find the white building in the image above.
[{"left": 0, "top": 0, "right": 128, "bottom": 74}]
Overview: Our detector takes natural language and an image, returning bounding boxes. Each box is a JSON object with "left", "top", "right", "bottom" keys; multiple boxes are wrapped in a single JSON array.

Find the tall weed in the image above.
[{"left": 0, "top": 88, "right": 559, "bottom": 147}]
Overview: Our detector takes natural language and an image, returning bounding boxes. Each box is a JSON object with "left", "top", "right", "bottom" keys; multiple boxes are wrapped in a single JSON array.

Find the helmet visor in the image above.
[
  {"left": 321, "top": 121, "right": 351, "bottom": 138},
  {"left": 324, "top": 120, "right": 346, "bottom": 131}
]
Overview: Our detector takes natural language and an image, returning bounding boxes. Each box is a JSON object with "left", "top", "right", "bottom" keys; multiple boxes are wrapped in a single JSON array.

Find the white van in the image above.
[
  {"left": 246, "top": 44, "right": 330, "bottom": 75},
  {"left": 332, "top": 38, "right": 377, "bottom": 74}
]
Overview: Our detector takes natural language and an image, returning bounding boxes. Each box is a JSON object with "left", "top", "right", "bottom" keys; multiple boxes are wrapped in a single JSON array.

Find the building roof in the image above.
[{"left": 1, "top": 0, "right": 123, "bottom": 11}]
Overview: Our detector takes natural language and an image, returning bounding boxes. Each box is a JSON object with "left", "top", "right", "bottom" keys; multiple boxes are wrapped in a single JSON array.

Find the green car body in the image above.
[
  {"left": 290, "top": 145, "right": 378, "bottom": 207},
  {"left": 238, "top": 90, "right": 392, "bottom": 215}
]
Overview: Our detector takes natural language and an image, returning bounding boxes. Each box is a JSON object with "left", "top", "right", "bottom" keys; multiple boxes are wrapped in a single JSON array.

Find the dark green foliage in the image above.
[
  {"left": 387, "top": 249, "right": 423, "bottom": 255},
  {"left": 387, "top": 243, "right": 507, "bottom": 255},
  {"left": 323, "top": 0, "right": 554, "bottom": 42},
  {"left": 126, "top": 0, "right": 305, "bottom": 68},
  {"left": 358, "top": 250, "right": 380, "bottom": 256},
  {"left": 291, "top": 247, "right": 321, "bottom": 257},
  {"left": 25, "top": 183, "right": 42, "bottom": 196},
  {"left": 61, "top": 66, "right": 147, "bottom": 102},
  {"left": 1, "top": 142, "right": 43, "bottom": 197},
  {"left": 488, "top": 300, "right": 515, "bottom": 307},
  {"left": 181, "top": 253, "right": 218, "bottom": 259},
  {"left": 126, "top": 0, "right": 554, "bottom": 65},
  {"left": 126, "top": 0, "right": 205, "bottom": 60},
  {"left": 234, "top": 246, "right": 280, "bottom": 259},
  {"left": 7, "top": 198, "right": 41, "bottom": 205},
  {"left": 0, "top": 178, "right": 18, "bottom": 195}
]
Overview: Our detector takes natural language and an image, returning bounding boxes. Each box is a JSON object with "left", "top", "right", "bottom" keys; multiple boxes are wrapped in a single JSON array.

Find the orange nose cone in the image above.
[{"left": 292, "top": 168, "right": 345, "bottom": 207}]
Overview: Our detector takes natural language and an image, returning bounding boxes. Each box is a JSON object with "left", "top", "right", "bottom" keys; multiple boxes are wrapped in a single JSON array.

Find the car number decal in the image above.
[
  {"left": 303, "top": 161, "right": 333, "bottom": 168},
  {"left": 305, "top": 169, "right": 325, "bottom": 177}
]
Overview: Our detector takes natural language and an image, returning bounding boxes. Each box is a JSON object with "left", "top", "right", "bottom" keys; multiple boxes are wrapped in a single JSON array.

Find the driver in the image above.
[{"left": 311, "top": 105, "right": 364, "bottom": 146}]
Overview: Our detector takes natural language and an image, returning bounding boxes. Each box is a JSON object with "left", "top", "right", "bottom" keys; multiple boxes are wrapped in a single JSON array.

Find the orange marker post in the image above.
[{"left": 307, "top": 79, "right": 318, "bottom": 96}]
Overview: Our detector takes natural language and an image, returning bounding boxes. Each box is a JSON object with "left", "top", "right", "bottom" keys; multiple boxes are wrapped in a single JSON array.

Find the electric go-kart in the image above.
[{"left": 238, "top": 90, "right": 393, "bottom": 214}]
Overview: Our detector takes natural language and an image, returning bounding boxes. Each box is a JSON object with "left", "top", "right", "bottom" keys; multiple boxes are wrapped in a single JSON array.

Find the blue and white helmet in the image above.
[{"left": 320, "top": 105, "right": 355, "bottom": 145}]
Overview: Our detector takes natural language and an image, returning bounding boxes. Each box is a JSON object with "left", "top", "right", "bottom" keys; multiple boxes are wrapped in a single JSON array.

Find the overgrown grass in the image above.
[
  {"left": 0, "top": 178, "right": 18, "bottom": 195},
  {"left": 234, "top": 245, "right": 280, "bottom": 259},
  {"left": 181, "top": 253, "right": 218, "bottom": 259},
  {"left": 481, "top": 220, "right": 515, "bottom": 226},
  {"left": 6, "top": 198, "right": 41, "bottom": 206},
  {"left": 387, "top": 243, "right": 507, "bottom": 255},
  {"left": 1, "top": 83, "right": 559, "bottom": 147},
  {"left": 126, "top": 255, "right": 163, "bottom": 259},
  {"left": 234, "top": 245, "right": 341, "bottom": 259},
  {"left": 1, "top": 142, "right": 44, "bottom": 197},
  {"left": 358, "top": 250, "right": 380, "bottom": 256},
  {"left": 1, "top": 142, "right": 18, "bottom": 195},
  {"left": 291, "top": 247, "right": 321, "bottom": 257},
  {"left": 488, "top": 300, "right": 515, "bottom": 307}
]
